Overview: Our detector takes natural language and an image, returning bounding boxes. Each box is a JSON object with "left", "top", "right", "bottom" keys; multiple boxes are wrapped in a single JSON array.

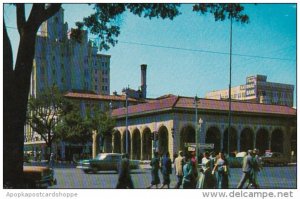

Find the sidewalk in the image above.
[{"left": 24, "top": 160, "right": 76, "bottom": 168}]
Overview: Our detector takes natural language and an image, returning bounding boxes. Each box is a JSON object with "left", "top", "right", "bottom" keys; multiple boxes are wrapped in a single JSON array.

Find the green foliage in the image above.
[
  {"left": 85, "top": 105, "right": 116, "bottom": 138},
  {"left": 193, "top": 3, "right": 249, "bottom": 23},
  {"left": 26, "top": 86, "right": 88, "bottom": 147},
  {"left": 26, "top": 86, "right": 70, "bottom": 146},
  {"left": 55, "top": 102, "right": 92, "bottom": 144}
]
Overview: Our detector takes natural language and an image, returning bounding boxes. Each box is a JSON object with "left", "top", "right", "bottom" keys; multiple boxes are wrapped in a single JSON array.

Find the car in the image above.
[
  {"left": 23, "top": 166, "right": 57, "bottom": 188},
  {"left": 76, "top": 153, "right": 140, "bottom": 174},
  {"left": 261, "top": 152, "right": 289, "bottom": 166}
]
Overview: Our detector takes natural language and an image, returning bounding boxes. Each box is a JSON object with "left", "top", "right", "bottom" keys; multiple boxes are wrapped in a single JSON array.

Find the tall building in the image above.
[
  {"left": 31, "top": 8, "right": 110, "bottom": 97},
  {"left": 205, "top": 75, "right": 294, "bottom": 107}
]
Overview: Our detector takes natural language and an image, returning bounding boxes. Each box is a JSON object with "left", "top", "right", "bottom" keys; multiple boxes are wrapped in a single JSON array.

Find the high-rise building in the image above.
[
  {"left": 30, "top": 8, "right": 110, "bottom": 97},
  {"left": 205, "top": 75, "right": 294, "bottom": 107}
]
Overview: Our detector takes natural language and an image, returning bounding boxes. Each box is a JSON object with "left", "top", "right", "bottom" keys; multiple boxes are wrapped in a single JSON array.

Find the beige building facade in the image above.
[
  {"left": 111, "top": 95, "right": 296, "bottom": 161},
  {"left": 205, "top": 75, "right": 294, "bottom": 107}
]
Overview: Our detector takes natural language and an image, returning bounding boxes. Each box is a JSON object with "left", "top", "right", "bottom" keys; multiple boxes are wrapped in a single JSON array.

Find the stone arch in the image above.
[
  {"left": 112, "top": 130, "right": 121, "bottom": 153},
  {"left": 158, "top": 125, "right": 168, "bottom": 156},
  {"left": 240, "top": 127, "right": 254, "bottom": 152},
  {"left": 255, "top": 128, "right": 269, "bottom": 155},
  {"left": 132, "top": 128, "right": 141, "bottom": 160},
  {"left": 179, "top": 124, "right": 195, "bottom": 151},
  {"left": 122, "top": 130, "right": 131, "bottom": 157},
  {"left": 104, "top": 133, "right": 112, "bottom": 153},
  {"left": 223, "top": 126, "right": 238, "bottom": 153},
  {"left": 142, "top": 127, "right": 152, "bottom": 160},
  {"left": 271, "top": 128, "right": 284, "bottom": 153},
  {"left": 291, "top": 130, "right": 297, "bottom": 155},
  {"left": 205, "top": 126, "right": 221, "bottom": 153}
]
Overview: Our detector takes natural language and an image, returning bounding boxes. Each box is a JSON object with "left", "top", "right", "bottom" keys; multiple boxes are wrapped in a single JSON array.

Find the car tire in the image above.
[
  {"left": 92, "top": 168, "right": 98, "bottom": 174},
  {"left": 83, "top": 169, "right": 90, "bottom": 174}
]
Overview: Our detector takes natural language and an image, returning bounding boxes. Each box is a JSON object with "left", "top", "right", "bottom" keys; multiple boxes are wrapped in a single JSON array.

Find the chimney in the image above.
[{"left": 141, "top": 64, "right": 147, "bottom": 98}]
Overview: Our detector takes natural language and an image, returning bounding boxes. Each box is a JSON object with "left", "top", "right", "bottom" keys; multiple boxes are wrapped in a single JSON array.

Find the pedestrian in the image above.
[
  {"left": 237, "top": 150, "right": 259, "bottom": 189},
  {"left": 190, "top": 151, "right": 199, "bottom": 188},
  {"left": 33, "top": 150, "right": 37, "bottom": 161},
  {"left": 198, "top": 151, "right": 215, "bottom": 188},
  {"left": 159, "top": 152, "right": 172, "bottom": 188},
  {"left": 116, "top": 153, "right": 134, "bottom": 189},
  {"left": 49, "top": 153, "right": 55, "bottom": 169},
  {"left": 212, "top": 151, "right": 229, "bottom": 189},
  {"left": 182, "top": 153, "right": 195, "bottom": 189},
  {"left": 174, "top": 151, "right": 185, "bottom": 188},
  {"left": 146, "top": 152, "right": 161, "bottom": 188},
  {"left": 247, "top": 149, "right": 261, "bottom": 188}
]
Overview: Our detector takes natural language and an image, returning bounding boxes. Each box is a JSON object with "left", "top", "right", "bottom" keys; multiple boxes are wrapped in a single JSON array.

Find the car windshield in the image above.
[{"left": 96, "top": 154, "right": 107, "bottom": 160}]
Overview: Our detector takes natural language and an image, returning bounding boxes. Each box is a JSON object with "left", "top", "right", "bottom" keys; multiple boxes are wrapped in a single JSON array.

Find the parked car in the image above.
[
  {"left": 76, "top": 153, "right": 140, "bottom": 174},
  {"left": 23, "top": 166, "right": 57, "bottom": 188},
  {"left": 227, "top": 151, "right": 247, "bottom": 168},
  {"left": 261, "top": 152, "right": 289, "bottom": 166}
]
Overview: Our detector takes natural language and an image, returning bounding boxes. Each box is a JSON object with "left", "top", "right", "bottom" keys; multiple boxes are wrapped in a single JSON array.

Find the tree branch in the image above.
[
  {"left": 16, "top": 4, "right": 26, "bottom": 35},
  {"left": 42, "top": 3, "right": 62, "bottom": 22},
  {"left": 3, "top": 19, "right": 13, "bottom": 75}
]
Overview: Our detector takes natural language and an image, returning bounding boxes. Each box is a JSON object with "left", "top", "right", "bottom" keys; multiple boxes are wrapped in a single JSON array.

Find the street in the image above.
[{"left": 50, "top": 165, "right": 296, "bottom": 189}]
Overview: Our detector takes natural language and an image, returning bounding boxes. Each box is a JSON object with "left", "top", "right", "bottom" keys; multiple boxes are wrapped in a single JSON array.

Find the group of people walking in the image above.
[{"left": 116, "top": 148, "right": 261, "bottom": 189}]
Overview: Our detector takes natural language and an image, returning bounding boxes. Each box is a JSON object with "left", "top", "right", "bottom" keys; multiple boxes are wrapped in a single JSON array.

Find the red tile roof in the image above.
[
  {"left": 112, "top": 95, "right": 296, "bottom": 117},
  {"left": 64, "top": 92, "right": 142, "bottom": 102},
  {"left": 175, "top": 97, "right": 296, "bottom": 115},
  {"left": 111, "top": 95, "right": 178, "bottom": 116}
]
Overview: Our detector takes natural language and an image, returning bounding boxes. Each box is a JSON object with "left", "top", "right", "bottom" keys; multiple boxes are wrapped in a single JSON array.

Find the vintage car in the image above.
[
  {"left": 23, "top": 166, "right": 57, "bottom": 188},
  {"left": 261, "top": 152, "right": 289, "bottom": 166},
  {"left": 76, "top": 153, "right": 140, "bottom": 174}
]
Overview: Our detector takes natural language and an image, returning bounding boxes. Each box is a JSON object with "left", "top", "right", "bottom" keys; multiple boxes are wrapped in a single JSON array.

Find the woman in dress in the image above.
[
  {"left": 212, "top": 151, "right": 229, "bottom": 189},
  {"left": 198, "top": 151, "right": 215, "bottom": 188}
]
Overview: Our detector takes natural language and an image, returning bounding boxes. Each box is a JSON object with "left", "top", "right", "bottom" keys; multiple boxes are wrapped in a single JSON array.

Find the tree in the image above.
[
  {"left": 3, "top": 3, "right": 248, "bottom": 187},
  {"left": 26, "top": 86, "right": 75, "bottom": 159},
  {"left": 85, "top": 105, "right": 116, "bottom": 154},
  {"left": 55, "top": 105, "right": 92, "bottom": 146}
]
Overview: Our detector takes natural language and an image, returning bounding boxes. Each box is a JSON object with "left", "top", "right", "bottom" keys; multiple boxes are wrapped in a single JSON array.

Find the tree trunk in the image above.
[{"left": 3, "top": 29, "right": 37, "bottom": 188}]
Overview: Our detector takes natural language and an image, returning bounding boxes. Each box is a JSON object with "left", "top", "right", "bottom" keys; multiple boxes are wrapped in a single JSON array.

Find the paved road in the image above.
[{"left": 50, "top": 165, "right": 296, "bottom": 189}]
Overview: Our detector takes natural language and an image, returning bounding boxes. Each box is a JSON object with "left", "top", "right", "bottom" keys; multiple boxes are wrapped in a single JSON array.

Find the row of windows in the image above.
[
  {"left": 102, "top": 78, "right": 109, "bottom": 83},
  {"left": 94, "top": 85, "right": 108, "bottom": 92}
]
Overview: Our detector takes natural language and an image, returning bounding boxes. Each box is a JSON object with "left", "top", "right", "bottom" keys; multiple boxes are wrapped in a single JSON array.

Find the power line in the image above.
[
  {"left": 6, "top": 26, "right": 296, "bottom": 62},
  {"left": 118, "top": 41, "right": 295, "bottom": 62}
]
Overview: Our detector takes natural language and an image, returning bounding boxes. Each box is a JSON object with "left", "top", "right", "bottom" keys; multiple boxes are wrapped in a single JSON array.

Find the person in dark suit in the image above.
[
  {"left": 159, "top": 152, "right": 172, "bottom": 188},
  {"left": 237, "top": 150, "right": 259, "bottom": 188},
  {"left": 146, "top": 152, "right": 161, "bottom": 188},
  {"left": 116, "top": 153, "right": 134, "bottom": 189}
]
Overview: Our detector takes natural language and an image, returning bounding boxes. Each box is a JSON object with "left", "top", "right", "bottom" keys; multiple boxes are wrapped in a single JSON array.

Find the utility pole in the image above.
[
  {"left": 194, "top": 96, "right": 198, "bottom": 162},
  {"left": 125, "top": 86, "right": 129, "bottom": 155},
  {"left": 228, "top": 14, "right": 233, "bottom": 155}
]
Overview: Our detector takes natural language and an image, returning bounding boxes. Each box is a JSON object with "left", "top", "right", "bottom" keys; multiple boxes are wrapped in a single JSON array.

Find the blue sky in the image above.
[{"left": 4, "top": 3, "right": 297, "bottom": 106}]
